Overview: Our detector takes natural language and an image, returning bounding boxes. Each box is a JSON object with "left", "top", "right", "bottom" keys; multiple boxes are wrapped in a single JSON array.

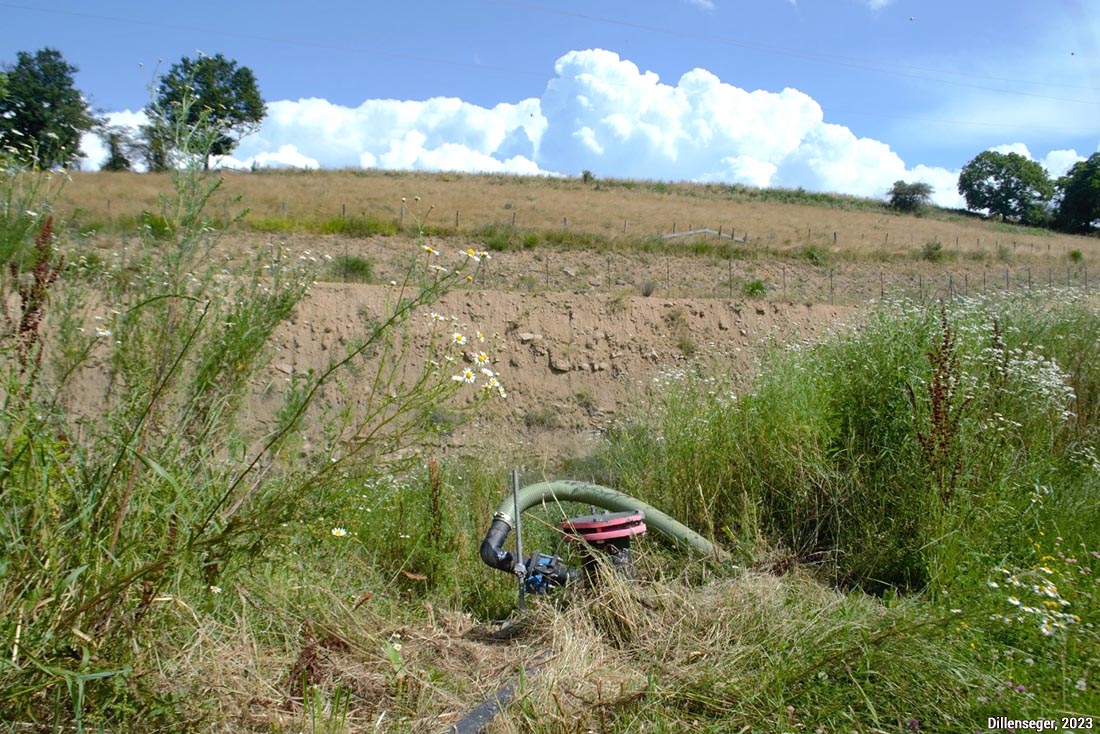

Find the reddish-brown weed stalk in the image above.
[
  {"left": 7, "top": 216, "right": 64, "bottom": 378},
  {"left": 908, "top": 302, "right": 970, "bottom": 508}
]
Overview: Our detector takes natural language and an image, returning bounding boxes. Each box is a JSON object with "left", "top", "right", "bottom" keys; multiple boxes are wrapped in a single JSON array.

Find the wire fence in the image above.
[{"left": 452, "top": 252, "right": 1093, "bottom": 307}]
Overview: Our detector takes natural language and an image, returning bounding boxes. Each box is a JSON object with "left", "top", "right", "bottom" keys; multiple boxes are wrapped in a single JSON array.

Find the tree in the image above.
[
  {"left": 98, "top": 125, "right": 136, "bottom": 171},
  {"left": 0, "top": 48, "right": 97, "bottom": 168},
  {"left": 957, "top": 150, "right": 1054, "bottom": 224},
  {"left": 887, "top": 180, "right": 934, "bottom": 213},
  {"left": 1055, "top": 153, "right": 1100, "bottom": 234},
  {"left": 137, "top": 123, "right": 170, "bottom": 172},
  {"left": 150, "top": 53, "right": 264, "bottom": 169}
]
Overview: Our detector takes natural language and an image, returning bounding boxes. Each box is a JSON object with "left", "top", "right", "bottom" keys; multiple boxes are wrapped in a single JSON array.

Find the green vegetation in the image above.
[
  {"left": 150, "top": 52, "right": 265, "bottom": 169},
  {"left": 328, "top": 253, "right": 373, "bottom": 282},
  {"left": 742, "top": 277, "right": 767, "bottom": 297},
  {"left": 920, "top": 239, "right": 945, "bottom": 262},
  {"left": 958, "top": 150, "right": 1054, "bottom": 226},
  {"left": 0, "top": 47, "right": 96, "bottom": 167},
  {"left": 0, "top": 85, "right": 501, "bottom": 732},
  {"left": 799, "top": 243, "right": 829, "bottom": 266},
  {"left": 3, "top": 69, "right": 1099, "bottom": 732},
  {"left": 887, "top": 179, "right": 934, "bottom": 214},
  {"left": 1056, "top": 152, "right": 1100, "bottom": 234}
]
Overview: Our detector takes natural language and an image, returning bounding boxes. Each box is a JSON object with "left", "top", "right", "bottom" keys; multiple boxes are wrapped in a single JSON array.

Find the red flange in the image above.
[{"left": 560, "top": 509, "right": 647, "bottom": 543}]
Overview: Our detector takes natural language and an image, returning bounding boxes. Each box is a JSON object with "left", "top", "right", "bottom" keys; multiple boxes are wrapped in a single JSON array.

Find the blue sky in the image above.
[{"left": 2, "top": 0, "right": 1098, "bottom": 206}]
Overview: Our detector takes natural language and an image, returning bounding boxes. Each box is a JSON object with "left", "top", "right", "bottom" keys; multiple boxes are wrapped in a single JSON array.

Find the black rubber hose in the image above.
[{"left": 479, "top": 516, "right": 516, "bottom": 573}]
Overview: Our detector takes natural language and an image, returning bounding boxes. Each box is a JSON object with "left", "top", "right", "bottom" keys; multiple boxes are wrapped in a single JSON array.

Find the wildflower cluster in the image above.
[
  {"left": 989, "top": 536, "right": 1098, "bottom": 637},
  {"left": 975, "top": 336, "right": 1076, "bottom": 424}
]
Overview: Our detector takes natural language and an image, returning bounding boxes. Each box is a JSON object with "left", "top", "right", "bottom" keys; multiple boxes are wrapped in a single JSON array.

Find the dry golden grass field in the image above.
[{"left": 59, "top": 168, "right": 1095, "bottom": 262}]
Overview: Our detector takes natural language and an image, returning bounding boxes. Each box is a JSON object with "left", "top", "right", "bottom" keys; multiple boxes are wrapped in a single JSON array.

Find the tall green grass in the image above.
[
  {"left": 607, "top": 293, "right": 1100, "bottom": 591},
  {"left": 0, "top": 87, "right": 500, "bottom": 731},
  {"left": 594, "top": 291, "right": 1100, "bottom": 720}
]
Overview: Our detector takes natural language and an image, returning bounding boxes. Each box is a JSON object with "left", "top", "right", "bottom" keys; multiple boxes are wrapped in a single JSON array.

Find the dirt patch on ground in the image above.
[{"left": 256, "top": 277, "right": 853, "bottom": 462}]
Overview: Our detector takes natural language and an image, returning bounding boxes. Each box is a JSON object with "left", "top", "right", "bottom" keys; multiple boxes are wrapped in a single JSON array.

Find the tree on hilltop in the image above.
[
  {"left": 1054, "top": 153, "right": 1100, "bottom": 234},
  {"left": 0, "top": 48, "right": 97, "bottom": 168},
  {"left": 149, "top": 53, "right": 264, "bottom": 169},
  {"left": 957, "top": 150, "right": 1053, "bottom": 225},
  {"left": 887, "top": 180, "right": 934, "bottom": 213}
]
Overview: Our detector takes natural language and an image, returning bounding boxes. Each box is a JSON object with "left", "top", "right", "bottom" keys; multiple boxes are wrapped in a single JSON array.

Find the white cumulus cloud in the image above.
[{"left": 78, "top": 48, "right": 1070, "bottom": 211}]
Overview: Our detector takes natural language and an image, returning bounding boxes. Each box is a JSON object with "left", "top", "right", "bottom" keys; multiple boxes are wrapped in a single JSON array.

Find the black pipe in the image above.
[{"left": 479, "top": 514, "right": 516, "bottom": 573}]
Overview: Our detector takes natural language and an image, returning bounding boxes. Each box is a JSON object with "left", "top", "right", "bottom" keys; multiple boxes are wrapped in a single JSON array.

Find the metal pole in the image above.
[{"left": 512, "top": 468, "right": 525, "bottom": 612}]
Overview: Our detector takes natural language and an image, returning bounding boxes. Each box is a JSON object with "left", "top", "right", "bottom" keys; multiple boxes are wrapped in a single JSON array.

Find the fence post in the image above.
[
  {"left": 606, "top": 255, "right": 611, "bottom": 291},
  {"left": 728, "top": 257, "right": 733, "bottom": 298},
  {"left": 342, "top": 203, "right": 346, "bottom": 219},
  {"left": 829, "top": 270, "right": 834, "bottom": 304},
  {"left": 783, "top": 265, "right": 787, "bottom": 296},
  {"left": 455, "top": 210, "right": 459, "bottom": 228},
  {"left": 1006, "top": 269, "right": 1010, "bottom": 290},
  {"left": 666, "top": 258, "right": 671, "bottom": 297},
  {"left": 511, "top": 211, "right": 516, "bottom": 229},
  {"left": 879, "top": 270, "right": 883, "bottom": 299}
]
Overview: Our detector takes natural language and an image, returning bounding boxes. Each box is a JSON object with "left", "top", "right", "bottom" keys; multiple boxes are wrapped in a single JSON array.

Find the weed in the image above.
[
  {"left": 742, "top": 278, "right": 767, "bottom": 298},
  {"left": 1070, "top": 249, "right": 1084, "bottom": 263},
  {"left": 575, "top": 389, "right": 597, "bottom": 413},
  {"left": 799, "top": 244, "right": 829, "bottom": 266},
  {"left": 328, "top": 253, "right": 373, "bottom": 283},
  {"left": 316, "top": 214, "right": 399, "bottom": 237},
  {"left": 0, "top": 82, "right": 504, "bottom": 728},
  {"left": 920, "top": 239, "right": 945, "bottom": 262},
  {"left": 525, "top": 406, "right": 561, "bottom": 429}
]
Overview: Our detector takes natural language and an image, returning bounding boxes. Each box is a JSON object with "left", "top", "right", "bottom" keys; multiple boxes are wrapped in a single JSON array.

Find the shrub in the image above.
[
  {"left": 138, "top": 209, "right": 174, "bottom": 240},
  {"left": 742, "top": 278, "right": 767, "bottom": 298},
  {"left": 799, "top": 244, "right": 829, "bottom": 266},
  {"left": 920, "top": 239, "right": 944, "bottom": 262}
]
